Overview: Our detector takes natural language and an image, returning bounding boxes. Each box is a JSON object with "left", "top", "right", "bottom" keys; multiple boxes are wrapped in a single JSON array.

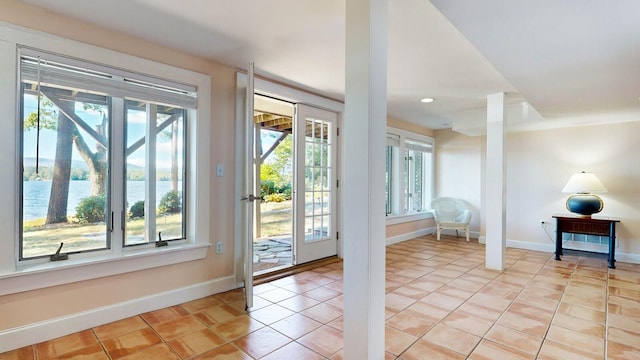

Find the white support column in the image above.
[
  {"left": 485, "top": 93, "right": 506, "bottom": 270},
  {"left": 343, "top": 0, "right": 387, "bottom": 358}
]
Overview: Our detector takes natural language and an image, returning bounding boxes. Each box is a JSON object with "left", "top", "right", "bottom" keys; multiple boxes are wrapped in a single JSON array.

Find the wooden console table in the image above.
[{"left": 553, "top": 214, "right": 620, "bottom": 269}]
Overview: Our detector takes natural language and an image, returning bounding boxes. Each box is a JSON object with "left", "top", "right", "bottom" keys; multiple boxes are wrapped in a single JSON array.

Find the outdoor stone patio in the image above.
[{"left": 253, "top": 235, "right": 292, "bottom": 272}]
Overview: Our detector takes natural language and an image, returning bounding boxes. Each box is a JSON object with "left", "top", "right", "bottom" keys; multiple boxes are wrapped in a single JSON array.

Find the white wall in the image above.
[
  {"left": 434, "top": 129, "right": 482, "bottom": 234},
  {"left": 436, "top": 121, "right": 640, "bottom": 261}
]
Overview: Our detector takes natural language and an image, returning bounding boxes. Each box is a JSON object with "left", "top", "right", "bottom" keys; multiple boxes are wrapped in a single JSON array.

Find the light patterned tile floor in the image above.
[{"left": 3, "top": 235, "right": 640, "bottom": 359}]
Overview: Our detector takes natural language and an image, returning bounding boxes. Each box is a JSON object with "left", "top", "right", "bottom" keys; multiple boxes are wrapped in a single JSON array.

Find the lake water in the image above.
[{"left": 23, "top": 180, "right": 179, "bottom": 220}]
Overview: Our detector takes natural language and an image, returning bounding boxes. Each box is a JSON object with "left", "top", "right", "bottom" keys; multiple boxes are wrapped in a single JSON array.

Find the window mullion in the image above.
[
  {"left": 110, "top": 98, "right": 125, "bottom": 254},
  {"left": 145, "top": 104, "right": 158, "bottom": 243}
]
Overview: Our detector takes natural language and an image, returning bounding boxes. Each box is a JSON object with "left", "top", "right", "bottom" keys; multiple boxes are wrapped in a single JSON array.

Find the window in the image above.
[
  {"left": 19, "top": 48, "right": 193, "bottom": 260},
  {"left": 385, "top": 128, "right": 434, "bottom": 219},
  {"left": 404, "top": 139, "right": 432, "bottom": 213}
]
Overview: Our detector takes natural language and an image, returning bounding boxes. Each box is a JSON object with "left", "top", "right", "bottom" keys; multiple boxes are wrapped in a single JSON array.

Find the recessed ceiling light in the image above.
[{"left": 420, "top": 97, "right": 435, "bottom": 103}]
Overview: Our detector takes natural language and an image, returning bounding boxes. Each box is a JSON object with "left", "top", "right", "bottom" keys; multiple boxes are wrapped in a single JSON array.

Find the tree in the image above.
[
  {"left": 261, "top": 134, "right": 292, "bottom": 189},
  {"left": 71, "top": 110, "right": 107, "bottom": 196},
  {"left": 25, "top": 88, "right": 108, "bottom": 224},
  {"left": 158, "top": 110, "right": 182, "bottom": 191},
  {"left": 24, "top": 96, "right": 73, "bottom": 224},
  {"left": 45, "top": 112, "right": 74, "bottom": 223}
]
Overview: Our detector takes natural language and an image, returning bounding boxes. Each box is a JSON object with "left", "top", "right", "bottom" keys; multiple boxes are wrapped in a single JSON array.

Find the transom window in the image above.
[
  {"left": 385, "top": 128, "right": 434, "bottom": 217},
  {"left": 19, "top": 48, "right": 194, "bottom": 260}
]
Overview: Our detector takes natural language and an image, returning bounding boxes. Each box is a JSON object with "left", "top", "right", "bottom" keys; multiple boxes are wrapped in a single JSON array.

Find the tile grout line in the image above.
[
  {"left": 90, "top": 328, "right": 112, "bottom": 360},
  {"left": 462, "top": 247, "right": 535, "bottom": 359},
  {"left": 398, "top": 243, "right": 515, "bottom": 359},
  {"left": 533, "top": 254, "right": 577, "bottom": 360}
]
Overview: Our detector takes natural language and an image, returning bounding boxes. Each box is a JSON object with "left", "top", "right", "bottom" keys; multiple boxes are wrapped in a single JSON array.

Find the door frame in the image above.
[{"left": 234, "top": 72, "right": 344, "bottom": 288}]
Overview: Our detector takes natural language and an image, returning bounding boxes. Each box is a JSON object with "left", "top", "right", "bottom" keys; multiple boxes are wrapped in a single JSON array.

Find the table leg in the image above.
[
  {"left": 555, "top": 219, "right": 562, "bottom": 261},
  {"left": 609, "top": 222, "right": 616, "bottom": 269}
]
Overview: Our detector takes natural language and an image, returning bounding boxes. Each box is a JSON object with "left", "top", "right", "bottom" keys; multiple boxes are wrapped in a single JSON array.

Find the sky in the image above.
[{"left": 23, "top": 93, "right": 183, "bottom": 170}]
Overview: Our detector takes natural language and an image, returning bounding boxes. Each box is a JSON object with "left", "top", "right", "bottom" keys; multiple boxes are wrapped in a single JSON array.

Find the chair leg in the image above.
[
  {"left": 455, "top": 229, "right": 459, "bottom": 238},
  {"left": 466, "top": 228, "right": 470, "bottom": 242},
  {"left": 436, "top": 227, "right": 441, "bottom": 241}
]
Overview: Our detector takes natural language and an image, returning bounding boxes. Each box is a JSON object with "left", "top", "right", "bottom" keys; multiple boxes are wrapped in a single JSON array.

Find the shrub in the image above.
[
  {"left": 260, "top": 180, "right": 276, "bottom": 198},
  {"left": 75, "top": 194, "right": 106, "bottom": 224},
  {"left": 158, "top": 190, "right": 181, "bottom": 214},
  {"left": 264, "top": 193, "right": 287, "bottom": 203},
  {"left": 129, "top": 200, "right": 145, "bottom": 219},
  {"left": 277, "top": 183, "right": 292, "bottom": 200}
]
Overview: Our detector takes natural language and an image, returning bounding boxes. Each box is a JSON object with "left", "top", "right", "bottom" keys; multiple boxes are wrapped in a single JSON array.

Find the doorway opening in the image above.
[{"left": 253, "top": 95, "right": 294, "bottom": 274}]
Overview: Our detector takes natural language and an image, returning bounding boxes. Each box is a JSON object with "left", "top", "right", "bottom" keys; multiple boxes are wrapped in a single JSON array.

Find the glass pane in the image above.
[
  {"left": 125, "top": 101, "right": 147, "bottom": 245},
  {"left": 156, "top": 106, "right": 185, "bottom": 240},
  {"left": 21, "top": 84, "right": 110, "bottom": 258},
  {"left": 322, "top": 168, "right": 330, "bottom": 191},
  {"left": 321, "top": 191, "right": 330, "bottom": 215},
  {"left": 302, "top": 116, "right": 332, "bottom": 243},
  {"left": 124, "top": 101, "right": 186, "bottom": 246},
  {"left": 412, "top": 151, "right": 423, "bottom": 212},
  {"left": 385, "top": 145, "right": 393, "bottom": 215}
]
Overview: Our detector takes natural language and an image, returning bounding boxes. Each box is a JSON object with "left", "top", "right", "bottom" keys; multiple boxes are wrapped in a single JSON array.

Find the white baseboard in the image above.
[
  {"left": 616, "top": 252, "right": 640, "bottom": 264},
  {"left": 438, "top": 229, "right": 480, "bottom": 240},
  {"left": 0, "top": 275, "right": 237, "bottom": 353},
  {"left": 386, "top": 227, "right": 435, "bottom": 245},
  {"left": 506, "top": 239, "right": 554, "bottom": 253},
  {"left": 386, "top": 228, "right": 480, "bottom": 246},
  {"left": 502, "top": 239, "right": 640, "bottom": 265}
]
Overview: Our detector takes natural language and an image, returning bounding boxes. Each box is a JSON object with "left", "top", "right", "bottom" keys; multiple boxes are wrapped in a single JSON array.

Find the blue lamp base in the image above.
[{"left": 566, "top": 193, "right": 603, "bottom": 217}]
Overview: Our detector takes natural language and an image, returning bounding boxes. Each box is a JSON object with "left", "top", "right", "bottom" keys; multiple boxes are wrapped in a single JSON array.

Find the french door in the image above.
[
  {"left": 237, "top": 69, "right": 340, "bottom": 309},
  {"left": 293, "top": 104, "right": 338, "bottom": 264}
]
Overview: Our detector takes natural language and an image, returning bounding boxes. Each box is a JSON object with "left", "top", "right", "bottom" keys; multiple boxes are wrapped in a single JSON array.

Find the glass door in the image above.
[
  {"left": 293, "top": 104, "right": 338, "bottom": 264},
  {"left": 241, "top": 63, "right": 255, "bottom": 309}
]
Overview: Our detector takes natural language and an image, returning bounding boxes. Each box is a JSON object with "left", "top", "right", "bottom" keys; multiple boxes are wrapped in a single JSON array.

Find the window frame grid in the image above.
[
  {"left": 385, "top": 127, "right": 434, "bottom": 222},
  {"left": 0, "top": 22, "right": 211, "bottom": 294}
]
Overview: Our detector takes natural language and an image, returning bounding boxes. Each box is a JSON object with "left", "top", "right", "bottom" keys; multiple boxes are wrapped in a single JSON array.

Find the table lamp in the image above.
[{"left": 561, "top": 171, "right": 607, "bottom": 217}]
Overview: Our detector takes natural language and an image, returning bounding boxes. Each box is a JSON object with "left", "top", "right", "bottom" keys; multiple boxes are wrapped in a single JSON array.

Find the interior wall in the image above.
[
  {"left": 436, "top": 121, "right": 640, "bottom": 258},
  {"left": 505, "top": 122, "right": 640, "bottom": 256},
  {"left": 434, "top": 129, "right": 482, "bottom": 234},
  {"left": 0, "top": 0, "right": 238, "bottom": 330}
]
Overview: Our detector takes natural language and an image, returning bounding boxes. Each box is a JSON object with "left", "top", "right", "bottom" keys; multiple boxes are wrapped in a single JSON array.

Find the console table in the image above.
[{"left": 553, "top": 214, "right": 620, "bottom": 269}]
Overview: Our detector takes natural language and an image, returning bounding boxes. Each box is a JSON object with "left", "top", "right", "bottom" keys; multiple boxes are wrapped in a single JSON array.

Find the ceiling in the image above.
[{"left": 21, "top": 0, "right": 640, "bottom": 135}]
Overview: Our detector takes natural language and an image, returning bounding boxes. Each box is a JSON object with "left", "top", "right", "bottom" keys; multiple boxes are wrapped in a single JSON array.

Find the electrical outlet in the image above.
[{"left": 215, "top": 241, "right": 223, "bottom": 254}]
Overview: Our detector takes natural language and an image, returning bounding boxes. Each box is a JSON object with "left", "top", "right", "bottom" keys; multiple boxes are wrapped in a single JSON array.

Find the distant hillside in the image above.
[
  {"left": 24, "top": 157, "right": 88, "bottom": 170},
  {"left": 24, "top": 157, "right": 145, "bottom": 170}
]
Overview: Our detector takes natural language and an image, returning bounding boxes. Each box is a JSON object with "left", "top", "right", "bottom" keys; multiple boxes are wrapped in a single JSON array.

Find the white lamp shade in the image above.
[{"left": 562, "top": 171, "right": 608, "bottom": 194}]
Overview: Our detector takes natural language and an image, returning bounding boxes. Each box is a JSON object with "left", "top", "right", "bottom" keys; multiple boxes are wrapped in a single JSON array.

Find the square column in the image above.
[
  {"left": 343, "top": 0, "right": 387, "bottom": 358},
  {"left": 485, "top": 93, "right": 506, "bottom": 270}
]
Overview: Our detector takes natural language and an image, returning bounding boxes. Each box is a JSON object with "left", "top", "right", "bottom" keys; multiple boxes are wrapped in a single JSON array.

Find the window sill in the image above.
[
  {"left": 0, "top": 242, "right": 211, "bottom": 296},
  {"left": 386, "top": 212, "right": 433, "bottom": 225}
]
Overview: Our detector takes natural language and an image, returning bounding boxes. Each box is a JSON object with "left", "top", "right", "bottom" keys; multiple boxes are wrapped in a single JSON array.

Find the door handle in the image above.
[{"left": 240, "top": 194, "right": 263, "bottom": 202}]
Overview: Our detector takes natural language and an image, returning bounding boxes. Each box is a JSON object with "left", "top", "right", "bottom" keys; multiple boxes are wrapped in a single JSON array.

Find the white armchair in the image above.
[{"left": 430, "top": 197, "right": 472, "bottom": 242}]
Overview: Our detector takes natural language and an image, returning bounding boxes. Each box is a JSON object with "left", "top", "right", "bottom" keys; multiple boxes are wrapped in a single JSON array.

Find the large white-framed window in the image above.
[
  {"left": 385, "top": 127, "right": 434, "bottom": 223},
  {"left": 0, "top": 23, "right": 211, "bottom": 295}
]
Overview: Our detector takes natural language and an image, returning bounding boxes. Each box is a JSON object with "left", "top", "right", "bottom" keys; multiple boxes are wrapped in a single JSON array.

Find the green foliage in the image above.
[
  {"left": 23, "top": 166, "right": 52, "bottom": 181},
  {"left": 24, "top": 96, "right": 57, "bottom": 131},
  {"left": 260, "top": 179, "right": 276, "bottom": 197},
  {"left": 264, "top": 193, "right": 288, "bottom": 203},
  {"left": 158, "top": 190, "right": 181, "bottom": 214},
  {"left": 126, "top": 169, "right": 175, "bottom": 181},
  {"left": 75, "top": 194, "right": 105, "bottom": 224},
  {"left": 71, "top": 168, "right": 89, "bottom": 181},
  {"left": 259, "top": 134, "right": 293, "bottom": 200},
  {"left": 129, "top": 200, "right": 145, "bottom": 219}
]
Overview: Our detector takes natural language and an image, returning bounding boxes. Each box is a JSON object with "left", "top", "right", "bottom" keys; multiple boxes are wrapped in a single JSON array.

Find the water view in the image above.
[{"left": 23, "top": 180, "right": 178, "bottom": 220}]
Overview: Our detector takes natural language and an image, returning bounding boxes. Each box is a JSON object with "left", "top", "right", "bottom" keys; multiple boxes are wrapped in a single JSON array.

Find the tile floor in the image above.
[{"left": 2, "top": 235, "right": 640, "bottom": 359}]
